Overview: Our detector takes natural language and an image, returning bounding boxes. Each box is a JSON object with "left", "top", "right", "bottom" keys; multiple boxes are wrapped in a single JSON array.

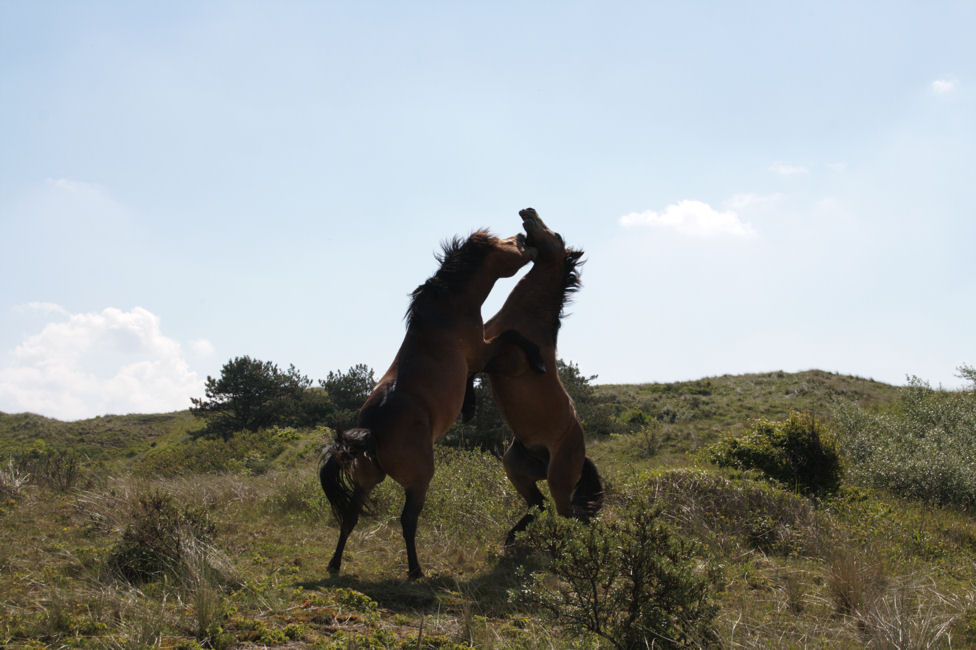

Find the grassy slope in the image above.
[
  {"left": 3, "top": 371, "right": 976, "bottom": 648},
  {"left": 0, "top": 410, "right": 198, "bottom": 461}
]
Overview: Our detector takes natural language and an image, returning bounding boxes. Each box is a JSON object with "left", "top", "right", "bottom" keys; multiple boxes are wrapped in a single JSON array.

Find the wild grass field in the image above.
[{"left": 2, "top": 369, "right": 976, "bottom": 648}]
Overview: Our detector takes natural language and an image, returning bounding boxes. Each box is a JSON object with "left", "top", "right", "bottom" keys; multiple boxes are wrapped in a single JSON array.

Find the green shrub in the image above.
[
  {"left": 512, "top": 495, "right": 719, "bottom": 649},
  {"left": 836, "top": 368, "right": 976, "bottom": 510},
  {"left": 12, "top": 447, "right": 84, "bottom": 492},
  {"left": 108, "top": 490, "right": 217, "bottom": 583},
  {"left": 703, "top": 412, "right": 843, "bottom": 496}
]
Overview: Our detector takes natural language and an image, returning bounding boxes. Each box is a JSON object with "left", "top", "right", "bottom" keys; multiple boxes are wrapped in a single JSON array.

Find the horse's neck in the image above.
[
  {"left": 408, "top": 290, "right": 485, "bottom": 336},
  {"left": 487, "top": 263, "right": 562, "bottom": 339},
  {"left": 465, "top": 271, "right": 503, "bottom": 308}
]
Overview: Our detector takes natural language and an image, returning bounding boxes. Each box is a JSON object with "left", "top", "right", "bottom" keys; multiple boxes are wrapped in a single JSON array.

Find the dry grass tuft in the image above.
[{"left": 822, "top": 546, "right": 889, "bottom": 616}]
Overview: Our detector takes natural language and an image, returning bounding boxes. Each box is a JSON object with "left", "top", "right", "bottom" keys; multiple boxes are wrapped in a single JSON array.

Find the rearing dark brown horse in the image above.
[
  {"left": 484, "top": 208, "right": 603, "bottom": 544},
  {"left": 320, "top": 230, "right": 542, "bottom": 579}
]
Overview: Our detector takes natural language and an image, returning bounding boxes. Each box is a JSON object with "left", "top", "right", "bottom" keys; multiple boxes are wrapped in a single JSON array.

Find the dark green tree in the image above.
[
  {"left": 306, "top": 363, "right": 376, "bottom": 430},
  {"left": 190, "top": 356, "right": 311, "bottom": 440},
  {"left": 320, "top": 363, "right": 376, "bottom": 412}
]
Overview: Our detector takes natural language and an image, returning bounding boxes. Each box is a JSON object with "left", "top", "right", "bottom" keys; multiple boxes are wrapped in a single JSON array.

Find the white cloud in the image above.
[
  {"left": 189, "top": 338, "right": 215, "bottom": 357},
  {"left": 769, "top": 162, "right": 809, "bottom": 176},
  {"left": 0, "top": 306, "right": 205, "bottom": 420},
  {"left": 931, "top": 78, "right": 957, "bottom": 94},
  {"left": 15, "top": 302, "right": 70, "bottom": 316},
  {"left": 619, "top": 199, "right": 757, "bottom": 238}
]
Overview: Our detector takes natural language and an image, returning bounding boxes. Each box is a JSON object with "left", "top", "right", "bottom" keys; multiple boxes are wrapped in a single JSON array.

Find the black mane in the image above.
[
  {"left": 553, "top": 247, "right": 585, "bottom": 339},
  {"left": 406, "top": 230, "right": 497, "bottom": 327}
]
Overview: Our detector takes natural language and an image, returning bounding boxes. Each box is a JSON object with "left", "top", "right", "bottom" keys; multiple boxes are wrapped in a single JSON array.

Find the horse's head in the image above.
[
  {"left": 519, "top": 208, "right": 566, "bottom": 264},
  {"left": 486, "top": 232, "right": 538, "bottom": 279}
]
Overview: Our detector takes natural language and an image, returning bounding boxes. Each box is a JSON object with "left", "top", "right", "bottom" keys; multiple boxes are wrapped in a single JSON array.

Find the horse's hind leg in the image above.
[
  {"left": 571, "top": 457, "right": 604, "bottom": 520},
  {"left": 327, "top": 460, "right": 384, "bottom": 575},
  {"left": 328, "top": 485, "right": 369, "bottom": 574},
  {"left": 546, "top": 434, "right": 586, "bottom": 519},
  {"left": 401, "top": 484, "right": 429, "bottom": 580},
  {"left": 503, "top": 440, "right": 548, "bottom": 545}
]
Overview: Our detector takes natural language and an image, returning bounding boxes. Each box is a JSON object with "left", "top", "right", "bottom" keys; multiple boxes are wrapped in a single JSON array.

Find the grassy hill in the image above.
[
  {"left": 598, "top": 368, "right": 900, "bottom": 426},
  {"left": 3, "top": 370, "right": 976, "bottom": 648},
  {"left": 0, "top": 410, "right": 198, "bottom": 461}
]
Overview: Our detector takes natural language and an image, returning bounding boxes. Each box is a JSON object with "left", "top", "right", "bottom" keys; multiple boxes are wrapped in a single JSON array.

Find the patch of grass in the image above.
[
  {"left": 135, "top": 429, "right": 291, "bottom": 476},
  {"left": 823, "top": 546, "right": 889, "bottom": 616},
  {"left": 639, "top": 467, "right": 824, "bottom": 557}
]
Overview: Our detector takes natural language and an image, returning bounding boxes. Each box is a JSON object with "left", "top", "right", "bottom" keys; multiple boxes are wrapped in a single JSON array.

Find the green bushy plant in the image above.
[
  {"left": 12, "top": 447, "right": 84, "bottom": 492},
  {"left": 108, "top": 490, "right": 217, "bottom": 583},
  {"left": 513, "top": 496, "right": 719, "bottom": 649},
  {"left": 836, "top": 366, "right": 976, "bottom": 510},
  {"left": 703, "top": 411, "right": 843, "bottom": 496}
]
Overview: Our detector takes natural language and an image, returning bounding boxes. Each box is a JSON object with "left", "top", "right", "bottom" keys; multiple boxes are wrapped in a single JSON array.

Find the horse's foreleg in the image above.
[
  {"left": 400, "top": 485, "right": 429, "bottom": 580},
  {"left": 503, "top": 440, "right": 548, "bottom": 545}
]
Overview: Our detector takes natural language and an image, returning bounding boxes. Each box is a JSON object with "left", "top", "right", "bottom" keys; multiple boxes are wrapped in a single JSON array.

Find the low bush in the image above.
[
  {"left": 702, "top": 411, "right": 843, "bottom": 496},
  {"left": 108, "top": 490, "right": 224, "bottom": 584},
  {"left": 11, "top": 447, "right": 84, "bottom": 492},
  {"left": 513, "top": 493, "right": 719, "bottom": 649},
  {"left": 836, "top": 368, "right": 976, "bottom": 510}
]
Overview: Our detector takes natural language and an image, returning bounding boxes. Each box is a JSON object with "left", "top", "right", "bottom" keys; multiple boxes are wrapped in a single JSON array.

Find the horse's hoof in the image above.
[
  {"left": 327, "top": 561, "right": 341, "bottom": 575},
  {"left": 407, "top": 568, "right": 425, "bottom": 581}
]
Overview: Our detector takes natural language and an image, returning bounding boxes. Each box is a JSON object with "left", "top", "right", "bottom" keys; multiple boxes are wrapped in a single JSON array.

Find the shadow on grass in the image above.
[{"left": 295, "top": 544, "right": 544, "bottom": 616}]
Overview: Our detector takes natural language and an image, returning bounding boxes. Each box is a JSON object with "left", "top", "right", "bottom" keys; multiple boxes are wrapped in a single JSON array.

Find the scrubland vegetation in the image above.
[{"left": 3, "top": 366, "right": 976, "bottom": 648}]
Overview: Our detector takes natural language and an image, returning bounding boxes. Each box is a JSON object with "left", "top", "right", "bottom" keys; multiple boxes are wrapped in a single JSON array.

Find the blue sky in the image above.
[{"left": 1, "top": 1, "right": 974, "bottom": 419}]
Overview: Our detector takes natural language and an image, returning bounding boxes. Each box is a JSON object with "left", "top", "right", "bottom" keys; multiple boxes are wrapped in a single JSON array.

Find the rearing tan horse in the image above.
[
  {"left": 484, "top": 208, "right": 603, "bottom": 544},
  {"left": 320, "top": 230, "right": 543, "bottom": 579}
]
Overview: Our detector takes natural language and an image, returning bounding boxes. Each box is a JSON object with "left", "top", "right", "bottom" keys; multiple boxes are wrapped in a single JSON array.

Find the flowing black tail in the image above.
[
  {"left": 319, "top": 428, "right": 377, "bottom": 525},
  {"left": 571, "top": 457, "right": 604, "bottom": 520}
]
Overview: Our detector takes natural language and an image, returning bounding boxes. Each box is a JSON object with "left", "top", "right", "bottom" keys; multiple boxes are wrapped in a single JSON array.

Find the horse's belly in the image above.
[{"left": 492, "top": 377, "right": 572, "bottom": 443}]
